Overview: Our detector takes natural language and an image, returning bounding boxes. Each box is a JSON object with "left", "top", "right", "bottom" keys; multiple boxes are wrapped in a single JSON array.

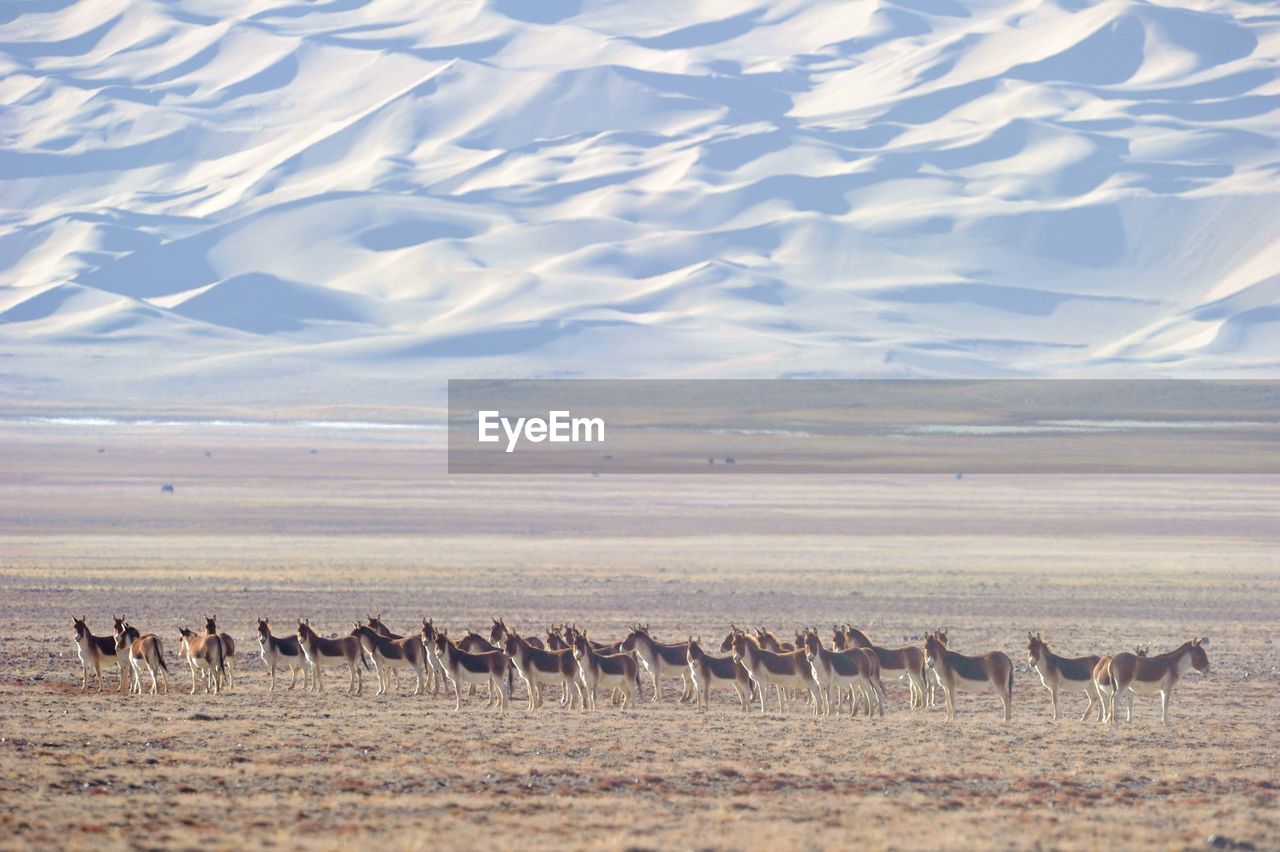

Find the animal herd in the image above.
[{"left": 71, "top": 615, "right": 1211, "bottom": 724}]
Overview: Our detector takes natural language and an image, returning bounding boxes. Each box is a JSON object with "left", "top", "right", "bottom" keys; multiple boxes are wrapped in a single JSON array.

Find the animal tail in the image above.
[
  {"left": 507, "top": 661, "right": 513, "bottom": 694},
  {"left": 1007, "top": 665, "right": 1013, "bottom": 696},
  {"left": 359, "top": 647, "right": 371, "bottom": 670},
  {"left": 156, "top": 643, "right": 170, "bottom": 672}
]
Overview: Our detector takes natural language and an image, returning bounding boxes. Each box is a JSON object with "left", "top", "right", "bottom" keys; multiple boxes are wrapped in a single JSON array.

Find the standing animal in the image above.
[
  {"left": 419, "top": 619, "right": 449, "bottom": 695},
  {"left": 73, "top": 617, "right": 123, "bottom": 692},
  {"left": 834, "top": 625, "right": 927, "bottom": 709},
  {"left": 687, "top": 637, "right": 751, "bottom": 712},
  {"left": 803, "top": 632, "right": 885, "bottom": 717},
  {"left": 491, "top": 618, "right": 544, "bottom": 649},
  {"left": 431, "top": 629, "right": 510, "bottom": 712},
  {"left": 366, "top": 615, "right": 402, "bottom": 639},
  {"left": 622, "top": 624, "right": 694, "bottom": 703},
  {"left": 366, "top": 614, "right": 410, "bottom": 690},
  {"left": 204, "top": 615, "right": 236, "bottom": 688},
  {"left": 455, "top": 629, "right": 503, "bottom": 704},
  {"left": 924, "top": 631, "right": 1013, "bottom": 722},
  {"left": 296, "top": 619, "right": 367, "bottom": 694},
  {"left": 752, "top": 627, "right": 796, "bottom": 652},
  {"left": 256, "top": 617, "right": 310, "bottom": 691},
  {"left": 1026, "top": 632, "right": 1101, "bottom": 721},
  {"left": 350, "top": 624, "right": 428, "bottom": 695},
  {"left": 570, "top": 631, "right": 639, "bottom": 710},
  {"left": 115, "top": 623, "right": 169, "bottom": 695},
  {"left": 1105, "top": 638, "right": 1209, "bottom": 724},
  {"left": 178, "top": 627, "right": 227, "bottom": 694},
  {"left": 1091, "top": 646, "right": 1148, "bottom": 722},
  {"left": 500, "top": 630, "right": 581, "bottom": 710},
  {"left": 727, "top": 628, "right": 822, "bottom": 716}
]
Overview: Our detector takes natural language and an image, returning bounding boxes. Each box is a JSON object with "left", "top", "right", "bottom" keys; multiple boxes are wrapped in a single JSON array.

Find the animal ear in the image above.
[{"left": 1201, "top": 636, "right": 1209, "bottom": 646}]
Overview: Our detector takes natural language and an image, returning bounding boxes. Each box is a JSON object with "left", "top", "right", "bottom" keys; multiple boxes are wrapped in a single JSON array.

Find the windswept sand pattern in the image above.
[{"left": 2, "top": 0, "right": 1279, "bottom": 402}]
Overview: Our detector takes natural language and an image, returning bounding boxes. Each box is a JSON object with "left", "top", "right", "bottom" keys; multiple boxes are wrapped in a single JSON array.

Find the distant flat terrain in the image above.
[{"left": 0, "top": 421, "right": 1277, "bottom": 849}]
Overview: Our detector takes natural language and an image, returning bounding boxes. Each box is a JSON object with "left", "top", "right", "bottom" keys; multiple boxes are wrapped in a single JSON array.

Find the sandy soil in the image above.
[{"left": 0, "top": 422, "right": 1276, "bottom": 850}]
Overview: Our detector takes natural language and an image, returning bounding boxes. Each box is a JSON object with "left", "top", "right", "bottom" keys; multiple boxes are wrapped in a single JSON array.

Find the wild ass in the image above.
[
  {"left": 570, "top": 632, "right": 639, "bottom": 710},
  {"left": 686, "top": 637, "right": 751, "bottom": 712},
  {"left": 455, "top": 629, "right": 503, "bottom": 703},
  {"left": 1091, "top": 645, "right": 1148, "bottom": 723},
  {"left": 1105, "top": 638, "right": 1209, "bottom": 725},
  {"left": 803, "top": 632, "right": 885, "bottom": 717},
  {"left": 924, "top": 631, "right": 1013, "bottom": 722},
  {"left": 178, "top": 626, "right": 227, "bottom": 694},
  {"left": 419, "top": 618, "right": 450, "bottom": 695},
  {"left": 366, "top": 614, "right": 412, "bottom": 690},
  {"left": 1026, "top": 632, "right": 1101, "bottom": 721},
  {"left": 498, "top": 629, "right": 580, "bottom": 710},
  {"left": 431, "top": 629, "right": 511, "bottom": 712},
  {"left": 752, "top": 627, "right": 796, "bottom": 653},
  {"left": 115, "top": 623, "right": 169, "bottom": 695},
  {"left": 296, "top": 619, "right": 367, "bottom": 694},
  {"left": 491, "top": 618, "right": 545, "bottom": 649},
  {"left": 204, "top": 615, "right": 236, "bottom": 688},
  {"left": 350, "top": 624, "right": 428, "bottom": 695},
  {"left": 622, "top": 624, "right": 693, "bottom": 703},
  {"left": 256, "top": 617, "right": 310, "bottom": 691},
  {"left": 835, "top": 625, "right": 927, "bottom": 709},
  {"left": 73, "top": 617, "right": 123, "bottom": 692},
  {"left": 366, "top": 614, "right": 402, "bottom": 639},
  {"left": 727, "top": 628, "right": 822, "bottom": 716}
]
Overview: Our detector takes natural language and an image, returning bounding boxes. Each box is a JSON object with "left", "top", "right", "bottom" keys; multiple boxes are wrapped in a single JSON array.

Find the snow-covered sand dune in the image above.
[{"left": 1, "top": 0, "right": 1277, "bottom": 404}]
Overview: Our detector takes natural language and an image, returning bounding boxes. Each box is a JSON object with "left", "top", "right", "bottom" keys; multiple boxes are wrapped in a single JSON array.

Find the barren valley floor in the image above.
[{"left": 0, "top": 422, "right": 1276, "bottom": 850}]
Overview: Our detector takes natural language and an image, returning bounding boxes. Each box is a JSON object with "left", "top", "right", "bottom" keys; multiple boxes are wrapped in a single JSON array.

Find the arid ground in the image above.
[{"left": 0, "top": 418, "right": 1276, "bottom": 850}]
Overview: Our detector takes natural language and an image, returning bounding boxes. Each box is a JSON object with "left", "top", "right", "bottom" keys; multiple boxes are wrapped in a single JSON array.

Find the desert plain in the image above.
[{"left": 0, "top": 416, "right": 1276, "bottom": 851}]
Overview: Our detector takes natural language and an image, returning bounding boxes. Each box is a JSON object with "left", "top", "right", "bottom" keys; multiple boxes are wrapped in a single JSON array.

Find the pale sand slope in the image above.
[{"left": 2, "top": 0, "right": 1279, "bottom": 405}]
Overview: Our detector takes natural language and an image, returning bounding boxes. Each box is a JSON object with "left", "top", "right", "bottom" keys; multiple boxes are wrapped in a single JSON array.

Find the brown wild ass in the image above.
[
  {"left": 570, "top": 632, "right": 639, "bottom": 710},
  {"left": 430, "top": 628, "right": 511, "bottom": 711},
  {"left": 1026, "top": 632, "right": 1101, "bottom": 721},
  {"left": 296, "top": 619, "right": 367, "bottom": 694},
  {"left": 178, "top": 626, "right": 227, "bottom": 694},
  {"left": 115, "top": 623, "right": 169, "bottom": 695},
  {"left": 491, "top": 618, "right": 544, "bottom": 649},
  {"left": 728, "top": 628, "right": 822, "bottom": 716},
  {"left": 366, "top": 614, "right": 412, "bottom": 690},
  {"left": 686, "top": 637, "right": 751, "bottom": 712},
  {"left": 924, "top": 631, "right": 1013, "bottom": 721},
  {"left": 418, "top": 618, "right": 450, "bottom": 695},
  {"left": 73, "top": 617, "right": 123, "bottom": 692},
  {"left": 1091, "top": 645, "right": 1148, "bottom": 722},
  {"left": 498, "top": 629, "right": 580, "bottom": 710},
  {"left": 203, "top": 615, "right": 236, "bottom": 688},
  {"left": 803, "top": 632, "right": 885, "bottom": 717},
  {"left": 350, "top": 623, "right": 428, "bottom": 695},
  {"left": 835, "top": 625, "right": 927, "bottom": 709},
  {"left": 622, "top": 624, "right": 694, "bottom": 703},
  {"left": 257, "top": 617, "right": 310, "bottom": 691},
  {"left": 366, "top": 615, "right": 402, "bottom": 639},
  {"left": 1105, "top": 638, "right": 1209, "bottom": 725},
  {"left": 455, "top": 629, "right": 502, "bottom": 703}
]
